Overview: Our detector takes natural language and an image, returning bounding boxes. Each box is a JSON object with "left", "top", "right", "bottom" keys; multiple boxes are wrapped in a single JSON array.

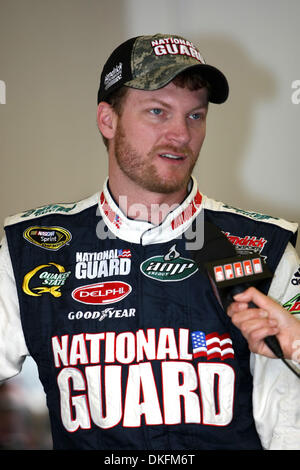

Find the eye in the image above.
[
  {"left": 189, "top": 112, "right": 202, "bottom": 121},
  {"left": 150, "top": 108, "right": 163, "bottom": 116}
]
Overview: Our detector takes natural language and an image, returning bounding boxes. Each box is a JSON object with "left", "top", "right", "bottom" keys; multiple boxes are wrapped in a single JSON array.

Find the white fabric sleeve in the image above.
[
  {"left": 251, "top": 242, "right": 300, "bottom": 450},
  {"left": 0, "top": 235, "right": 29, "bottom": 382}
]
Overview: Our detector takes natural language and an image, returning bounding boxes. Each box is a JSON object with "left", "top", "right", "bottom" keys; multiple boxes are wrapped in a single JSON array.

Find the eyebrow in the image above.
[{"left": 142, "top": 98, "right": 209, "bottom": 110}]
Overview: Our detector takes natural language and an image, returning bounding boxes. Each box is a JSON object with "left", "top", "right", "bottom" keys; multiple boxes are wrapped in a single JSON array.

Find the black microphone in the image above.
[{"left": 191, "top": 222, "right": 284, "bottom": 359}]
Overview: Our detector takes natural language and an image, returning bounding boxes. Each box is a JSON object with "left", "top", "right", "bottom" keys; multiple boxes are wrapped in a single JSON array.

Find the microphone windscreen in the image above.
[
  {"left": 190, "top": 221, "right": 272, "bottom": 308},
  {"left": 191, "top": 221, "right": 236, "bottom": 268}
]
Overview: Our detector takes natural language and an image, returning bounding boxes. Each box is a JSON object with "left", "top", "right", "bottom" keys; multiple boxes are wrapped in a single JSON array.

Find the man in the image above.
[{"left": 0, "top": 34, "right": 299, "bottom": 450}]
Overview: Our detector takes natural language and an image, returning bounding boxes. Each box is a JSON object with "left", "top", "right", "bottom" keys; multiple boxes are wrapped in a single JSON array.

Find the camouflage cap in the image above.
[{"left": 97, "top": 34, "right": 229, "bottom": 104}]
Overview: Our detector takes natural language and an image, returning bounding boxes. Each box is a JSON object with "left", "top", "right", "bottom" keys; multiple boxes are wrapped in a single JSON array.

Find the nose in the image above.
[{"left": 164, "top": 115, "right": 191, "bottom": 147}]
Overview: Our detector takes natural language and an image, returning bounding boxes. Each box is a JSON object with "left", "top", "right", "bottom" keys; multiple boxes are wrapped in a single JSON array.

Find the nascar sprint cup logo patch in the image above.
[
  {"left": 23, "top": 226, "right": 72, "bottom": 251},
  {"left": 140, "top": 244, "right": 198, "bottom": 282}
]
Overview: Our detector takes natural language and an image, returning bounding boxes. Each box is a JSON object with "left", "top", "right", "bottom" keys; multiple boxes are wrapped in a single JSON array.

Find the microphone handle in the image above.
[{"left": 229, "top": 285, "right": 284, "bottom": 359}]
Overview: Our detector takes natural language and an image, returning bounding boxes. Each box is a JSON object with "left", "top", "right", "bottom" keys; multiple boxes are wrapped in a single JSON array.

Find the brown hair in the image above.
[{"left": 100, "top": 71, "right": 210, "bottom": 149}]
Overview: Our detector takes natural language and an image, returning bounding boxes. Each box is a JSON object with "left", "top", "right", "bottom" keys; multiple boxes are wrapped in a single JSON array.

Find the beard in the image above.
[{"left": 114, "top": 121, "right": 199, "bottom": 195}]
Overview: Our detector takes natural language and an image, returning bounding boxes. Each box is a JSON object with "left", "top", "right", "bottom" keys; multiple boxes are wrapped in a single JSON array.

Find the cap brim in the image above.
[
  {"left": 181, "top": 64, "right": 229, "bottom": 104},
  {"left": 124, "top": 63, "right": 229, "bottom": 104}
]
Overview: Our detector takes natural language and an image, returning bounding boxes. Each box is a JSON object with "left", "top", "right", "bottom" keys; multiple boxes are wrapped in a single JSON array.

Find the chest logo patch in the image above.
[
  {"left": 283, "top": 293, "right": 300, "bottom": 314},
  {"left": 23, "top": 262, "right": 71, "bottom": 297},
  {"left": 23, "top": 226, "right": 72, "bottom": 251},
  {"left": 140, "top": 244, "right": 198, "bottom": 282},
  {"left": 72, "top": 281, "right": 132, "bottom": 305}
]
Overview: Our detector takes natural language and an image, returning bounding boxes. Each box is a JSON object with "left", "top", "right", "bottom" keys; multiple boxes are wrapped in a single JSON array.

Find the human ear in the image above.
[{"left": 97, "top": 102, "right": 117, "bottom": 140}]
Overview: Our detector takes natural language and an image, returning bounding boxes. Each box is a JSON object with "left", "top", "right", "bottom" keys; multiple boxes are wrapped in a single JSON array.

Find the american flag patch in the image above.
[
  {"left": 191, "top": 331, "right": 234, "bottom": 360},
  {"left": 113, "top": 214, "right": 122, "bottom": 229},
  {"left": 118, "top": 249, "right": 131, "bottom": 258}
]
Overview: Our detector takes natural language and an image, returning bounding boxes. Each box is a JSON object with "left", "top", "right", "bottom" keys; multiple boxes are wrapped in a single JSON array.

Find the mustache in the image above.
[{"left": 148, "top": 144, "right": 195, "bottom": 159}]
